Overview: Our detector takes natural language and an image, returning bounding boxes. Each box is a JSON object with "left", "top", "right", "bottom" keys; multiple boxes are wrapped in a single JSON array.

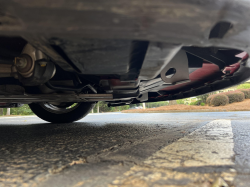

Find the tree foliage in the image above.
[
  {"left": 197, "top": 93, "right": 211, "bottom": 104},
  {"left": 0, "top": 104, "right": 34, "bottom": 116},
  {"left": 237, "top": 83, "right": 250, "bottom": 89},
  {"left": 93, "top": 101, "right": 130, "bottom": 113}
]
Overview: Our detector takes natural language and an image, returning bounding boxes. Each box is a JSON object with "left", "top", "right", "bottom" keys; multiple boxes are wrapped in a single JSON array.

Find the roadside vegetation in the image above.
[
  {"left": 97, "top": 82, "right": 250, "bottom": 112},
  {"left": 0, "top": 104, "right": 34, "bottom": 116},
  {"left": 184, "top": 83, "right": 250, "bottom": 107},
  {"left": 122, "top": 99, "right": 250, "bottom": 113},
  {"left": 1, "top": 83, "right": 250, "bottom": 116},
  {"left": 123, "top": 82, "right": 250, "bottom": 113},
  {"left": 207, "top": 90, "right": 248, "bottom": 106}
]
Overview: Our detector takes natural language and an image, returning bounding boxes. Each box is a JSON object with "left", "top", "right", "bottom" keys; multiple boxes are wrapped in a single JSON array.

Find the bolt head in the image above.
[{"left": 15, "top": 57, "right": 27, "bottom": 68}]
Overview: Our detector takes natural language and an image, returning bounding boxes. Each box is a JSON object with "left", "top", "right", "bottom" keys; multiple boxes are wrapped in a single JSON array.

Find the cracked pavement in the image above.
[{"left": 0, "top": 112, "right": 250, "bottom": 186}]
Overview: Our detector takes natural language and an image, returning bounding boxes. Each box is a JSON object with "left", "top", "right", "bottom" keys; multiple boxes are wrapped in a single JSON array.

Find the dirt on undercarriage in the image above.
[{"left": 123, "top": 99, "right": 250, "bottom": 113}]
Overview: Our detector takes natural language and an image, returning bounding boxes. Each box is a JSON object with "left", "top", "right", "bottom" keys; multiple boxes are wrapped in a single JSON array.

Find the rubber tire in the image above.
[{"left": 29, "top": 102, "right": 95, "bottom": 123}]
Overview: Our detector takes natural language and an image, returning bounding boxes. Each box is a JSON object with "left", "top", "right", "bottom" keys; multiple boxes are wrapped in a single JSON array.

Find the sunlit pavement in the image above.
[{"left": 0, "top": 112, "right": 250, "bottom": 187}]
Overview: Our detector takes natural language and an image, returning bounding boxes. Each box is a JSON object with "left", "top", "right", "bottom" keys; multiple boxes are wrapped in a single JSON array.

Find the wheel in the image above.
[{"left": 29, "top": 102, "right": 95, "bottom": 123}]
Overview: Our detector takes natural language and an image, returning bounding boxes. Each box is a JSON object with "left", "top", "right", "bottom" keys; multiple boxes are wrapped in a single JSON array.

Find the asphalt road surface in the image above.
[{"left": 1, "top": 112, "right": 250, "bottom": 187}]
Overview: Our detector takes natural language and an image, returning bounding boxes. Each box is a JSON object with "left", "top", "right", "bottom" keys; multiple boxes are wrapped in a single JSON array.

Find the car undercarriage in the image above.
[{"left": 0, "top": 0, "right": 250, "bottom": 122}]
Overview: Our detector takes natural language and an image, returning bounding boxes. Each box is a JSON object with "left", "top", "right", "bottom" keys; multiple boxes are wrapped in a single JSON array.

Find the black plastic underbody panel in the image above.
[{"left": 0, "top": 0, "right": 250, "bottom": 103}]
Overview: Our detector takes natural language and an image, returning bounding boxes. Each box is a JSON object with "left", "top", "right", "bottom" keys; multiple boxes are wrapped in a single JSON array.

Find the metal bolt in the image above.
[{"left": 15, "top": 57, "right": 27, "bottom": 68}]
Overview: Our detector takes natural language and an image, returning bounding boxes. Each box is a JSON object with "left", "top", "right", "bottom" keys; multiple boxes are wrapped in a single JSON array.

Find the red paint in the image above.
[
  {"left": 160, "top": 62, "right": 221, "bottom": 91},
  {"left": 236, "top": 52, "right": 248, "bottom": 59},
  {"left": 223, "top": 62, "right": 240, "bottom": 75},
  {"left": 159, "top": 51, "right": 247, "bottom": 93}
]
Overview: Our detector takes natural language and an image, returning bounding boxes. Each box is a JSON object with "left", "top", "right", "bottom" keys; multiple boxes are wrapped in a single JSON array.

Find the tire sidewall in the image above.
[{"left": 29, "top": 102, "right": 95, "bottom": 123}]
